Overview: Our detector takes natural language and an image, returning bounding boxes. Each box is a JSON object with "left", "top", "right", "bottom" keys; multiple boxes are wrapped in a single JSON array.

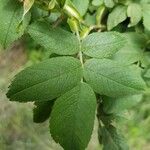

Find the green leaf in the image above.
[
  {"left": 7, "top": 57, "right": 82, "bottom": 102},
  {"left": 123, "top": 32, "right": 147, "bottom": 48},
  {"left": 72, "top": 0, "right": 89, "bottom": 16},
  {"left": 56, "top": 0, "right": 66, "bottom": 7},
  {"left": 102, "top": 94, "right": 143, "bottom": 114},
  {"left": 141, "top": 52, "right": 150, "bottom": 67},
  {"left": 107, "top": 5, "right": 127, "bottom": 30},
  {"left": 99, "top": 125, "right": 129, "bottom": 150},
  {"left": 140, "top": 0, "right": 150, "bottom": 4},
  {"left": 33, "top": 100, "right": 54, "bottom": 123},
  {"left": 0, "top": 0, "right": 30, "bottom": 48},
  {"left": 127, "top": 3, "right": 142, "bottom": 27},
  {"left": 146, "top": 80, "right": 150, "bottom": 87},
  {"left": 82, "top": 32, "right": 126, "bottom": 58},
  {"left": 92, "top": 0, "right": 104, "bottom": 6},
  {"left": 85, "top": 13, "right": 96, "bottom": 26},
  {"left": 104, "top": 0, "right": 115, "bottom": 8},
  {"left": 112, "top": 32, "right": 147, "bottom": 64},
  {"left": 144, "top": 69, "right": 150, "bottom": 78},
  {"left": 142, "top": 4, "right": 150, "bottom": 30},
  {"left": 63, "top": 0, "right": 83, "bottom": 22},
  {"left": 28, "top": 21, "right": 80, "bottom": 55},
  {"left": 100, "top": 113, "right": 127, "bottom": 126},
  {"left": 84, "top": 59, "right": 146, "bottom": 97},
  {"left": 23, "top": 0, "right": 34, "bottom": 19},
  {"left": 97, "top": 103, "right": 127, "bottom": 126},
  {"left": 112, "top": 46, "right": 142, "bottom": 65},
  {"left": 50, "top": 82, "right": 96, "bottom": 150}
]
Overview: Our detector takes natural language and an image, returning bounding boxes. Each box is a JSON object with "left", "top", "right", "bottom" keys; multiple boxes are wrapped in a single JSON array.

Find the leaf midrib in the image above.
[
  {"left": 86, "top": 67, "right": 144, "bottom": 92},
  {"left": 10, "top": 66, "right": 82, "bottom": 97}
]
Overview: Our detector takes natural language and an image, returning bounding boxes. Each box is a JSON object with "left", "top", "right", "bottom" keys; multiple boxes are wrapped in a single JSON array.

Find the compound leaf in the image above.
[
  {"left": 28, "top": 21, "right": 80, "bottom": 55},
  {"left": 107, "top": 5, "right": 127, "bottom": 30},
  {"left": 50, "top": 82, "right": 96, "bottom": 150},
  {"left": 84, "top": 59, "right": 146, "bottom": 97},
  {"left": 7, "top": 57, "right": 82, "bottom": 102},
  {"left": 0, "top": 0, "right": 30, "bottom": 48},
  {"left": 82, "top": 32, "right": 126, "bottom": 58}
]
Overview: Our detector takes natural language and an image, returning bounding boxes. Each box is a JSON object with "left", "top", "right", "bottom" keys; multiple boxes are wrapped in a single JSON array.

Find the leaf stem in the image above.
[
  {"left": 76, "top": 30, "right": 84, "bottom": 82},
  {"left": 79, "top": 51, "right": 83, "bottom": 68},
  {"left": 76, "top": 30, "right": 83, "bottom": 66}
]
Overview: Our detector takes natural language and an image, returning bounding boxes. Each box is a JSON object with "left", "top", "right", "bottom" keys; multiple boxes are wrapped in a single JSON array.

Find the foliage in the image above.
[{"left": 0, "top": 0, "right": 150, "bottom": 149}]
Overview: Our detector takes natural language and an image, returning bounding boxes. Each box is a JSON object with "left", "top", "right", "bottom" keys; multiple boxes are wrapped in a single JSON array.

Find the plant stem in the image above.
[
  {"left": 79, "top": 51, "right": 83, "bottom": 68},
  {"left": 76, "top": 30, "right": 83, "bottom": 66},
  {"left": 76, "top": 30, "right": 84, "bottom": 82}
]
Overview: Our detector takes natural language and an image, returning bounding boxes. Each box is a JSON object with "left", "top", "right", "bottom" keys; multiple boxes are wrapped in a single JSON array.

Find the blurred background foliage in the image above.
[{"left": 0, "top": 36, "right": 150, "bottom": 150}]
